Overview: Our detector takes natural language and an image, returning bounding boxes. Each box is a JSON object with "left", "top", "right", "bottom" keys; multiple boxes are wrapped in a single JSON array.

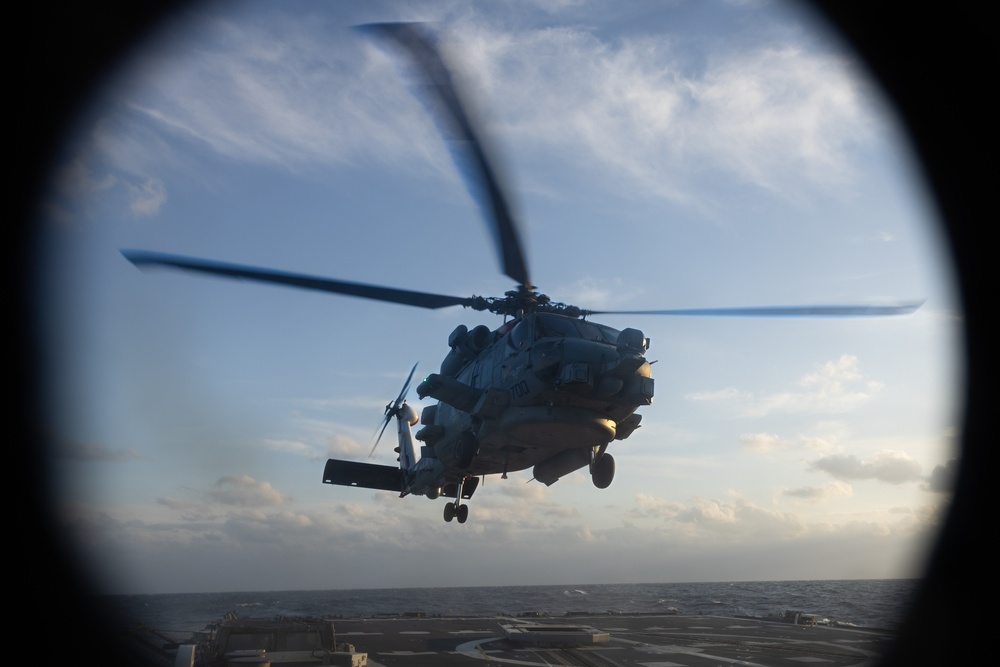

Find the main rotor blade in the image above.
[
  {"left": 122, "top": 250, "right": 473, "bottom": 310},
  {"left": 586, "top": 302, "right": 924, "bottom": 317},
  {"left": 361, "top": 22, "right": 531, "bottom": 288}
]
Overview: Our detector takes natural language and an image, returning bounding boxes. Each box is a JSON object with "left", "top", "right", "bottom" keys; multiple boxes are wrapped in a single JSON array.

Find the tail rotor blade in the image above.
[{"left": 370, "top": 362, "right": 419, "bottom": 458}]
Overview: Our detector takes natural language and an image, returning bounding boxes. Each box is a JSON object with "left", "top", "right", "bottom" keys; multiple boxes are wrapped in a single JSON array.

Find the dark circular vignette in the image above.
[
  {"left": 14, "top": 3, "right": 988, "bottom": 665},
  {"left": 806, "top": 5, "right": 990, "bottom": 665}
]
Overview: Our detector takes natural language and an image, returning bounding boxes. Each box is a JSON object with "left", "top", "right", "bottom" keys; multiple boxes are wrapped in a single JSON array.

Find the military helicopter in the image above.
[{"left": 122, "top": 23, "right": 920, "bottom": 524}]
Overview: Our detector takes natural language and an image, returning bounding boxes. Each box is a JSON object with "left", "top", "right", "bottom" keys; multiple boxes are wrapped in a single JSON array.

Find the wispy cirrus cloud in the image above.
[
  {"left": 126, "top": 177, "right": 167, "bottom": 216},
  {"left": 53, "top": 438, "right": 145, "bottom": 462},
  {"left": 89, "top": 14, "right": 878, "bottom": 219}
]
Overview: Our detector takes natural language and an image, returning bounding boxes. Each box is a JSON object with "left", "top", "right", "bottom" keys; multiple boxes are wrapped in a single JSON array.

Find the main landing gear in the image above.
[
  {"left": 591, "top": 448, "right": 615, "bottom": 489},
  {"left": 443, "top": 502, "right": 469, "bottom": 523},
  {"left": 443, "top": 475, "right": 471, "bottom": 524}
]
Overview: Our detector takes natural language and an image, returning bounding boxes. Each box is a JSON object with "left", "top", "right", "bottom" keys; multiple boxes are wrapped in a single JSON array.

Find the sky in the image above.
[{"left": 40, "top": 0, "right": 961, "bottom": 595}]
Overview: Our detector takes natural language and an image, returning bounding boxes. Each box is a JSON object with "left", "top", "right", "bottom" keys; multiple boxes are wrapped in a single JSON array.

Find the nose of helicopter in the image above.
[{"left": 551, "top": 337, "right": 654, "bottom": 407}]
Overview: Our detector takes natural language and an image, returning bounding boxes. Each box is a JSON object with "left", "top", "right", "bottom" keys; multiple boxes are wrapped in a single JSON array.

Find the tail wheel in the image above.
[
  {"left": 443, "top": 503, "right": 456, "bottom": 522},
  {"left": 592, "top": 453, "right": 615, "bottom": 489}
]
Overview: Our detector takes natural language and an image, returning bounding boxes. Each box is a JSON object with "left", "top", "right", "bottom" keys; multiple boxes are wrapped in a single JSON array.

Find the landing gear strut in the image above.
[{"left": 443, "top": 476, "right": 470, "bottom": 523}]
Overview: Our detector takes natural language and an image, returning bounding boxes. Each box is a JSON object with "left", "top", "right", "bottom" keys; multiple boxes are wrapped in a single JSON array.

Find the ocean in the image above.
[{"left": 105, "top": 579, "right": 916, "bottom": 633}]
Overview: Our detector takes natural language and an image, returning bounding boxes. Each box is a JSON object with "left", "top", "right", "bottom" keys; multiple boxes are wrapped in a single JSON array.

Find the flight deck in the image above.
[{"left": 326, "top": 613, "right": 894, "bottom": 666}]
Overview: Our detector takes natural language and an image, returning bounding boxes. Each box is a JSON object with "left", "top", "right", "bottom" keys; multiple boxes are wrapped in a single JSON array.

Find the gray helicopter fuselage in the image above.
[{"left": 415, "top": 312, "right": 653, "bottom": 484}]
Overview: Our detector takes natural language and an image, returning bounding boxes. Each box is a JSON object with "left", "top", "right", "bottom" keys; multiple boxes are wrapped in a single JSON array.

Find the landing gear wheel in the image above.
[
  {"left": 443, "top": 503, "right": 456, "bottom": 522},
  {"left": 592, "top": 453, "right": 615, "bottom": 489},
  {"left": 456, "top": 504, "right": 469, "bottom": 523}
]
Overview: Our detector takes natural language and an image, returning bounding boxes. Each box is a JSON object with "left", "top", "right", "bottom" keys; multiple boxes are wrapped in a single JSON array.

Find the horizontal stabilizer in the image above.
[{"left": 323, "top": 459, "right": 403, "bottom": 492}]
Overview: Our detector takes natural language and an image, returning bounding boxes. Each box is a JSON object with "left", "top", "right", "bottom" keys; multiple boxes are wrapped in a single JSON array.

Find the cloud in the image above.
[
  {"left": 683, "top": 45, "right": 869, "bottom": 195},
  {"left": 120, "top": 19, "right": 437, "bottom": 171},
  {"left": 739, "top": 432, "right": 785, "bottom": 452},
  {"left": 630, "top": 491, "right": 805, "bottom": 541},
  {"left": 63, "top": 470, "right": 944, "bottom": 594},
  {"left": 43, "top": 155, "right": 119, "bottom": 225},
  {"left": 327, "top": 434, "right": 366, "bottom": 459},
  {"left": 740, "top": 424, "right": 846, "bottom": 457},
  {"left": 687, "top": 355, "right": 882, "bottom": 418},
  {"left": 53, "top": 157, "right": 118, "bottom": 203},
  {"left": 156, "top": 496, "right": 199, "bottom": 511},
  {"left": 810, "top": 450, "right": 923, "bottom": 485},
  {"left": 924, "top": 458, "right": 959, "bottom": 494},
  {"left": 207, "top": 475, "right": 292, "bottom": 507},
  {"left": 93, "top": 14, "right": 878, "bottom": 218},
  {"left": 126, "top": 177, "right": 167, "bottom": 216},
  {"left": 687, "top": 387, "right": 747, "bottom": 402},
  {"left": 780, "top": 480, "right": 853, "bottom": 502},
  {"left": 555, "top": 277, "right": 629, "bottom": 310},
  {"left": 53, "top": 438, "right": 145, "bottom": 462},
  {"left": 222, "top": 510, "right": 316, "bottom": 545},
  {"left": 795, "top": 432, "right": 840, "bottom": 453},
  {"left": 448, "top": 22, "right": 875, "bottom": 206}
]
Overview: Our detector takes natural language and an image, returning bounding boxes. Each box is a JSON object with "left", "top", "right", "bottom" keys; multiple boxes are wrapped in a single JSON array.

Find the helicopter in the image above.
[{"left": 122, "top": 23, "right": 921, "bottom": 524}]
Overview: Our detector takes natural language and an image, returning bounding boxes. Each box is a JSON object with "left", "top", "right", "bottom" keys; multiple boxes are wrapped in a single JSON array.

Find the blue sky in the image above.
[{"left": 41, "top": 0, "right": 960, "bottom": 594}]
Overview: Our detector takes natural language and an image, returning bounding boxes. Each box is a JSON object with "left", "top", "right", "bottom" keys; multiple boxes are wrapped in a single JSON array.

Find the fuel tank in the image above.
[{"left": 533, "top": 447, "right": 592, "bottom": 486}]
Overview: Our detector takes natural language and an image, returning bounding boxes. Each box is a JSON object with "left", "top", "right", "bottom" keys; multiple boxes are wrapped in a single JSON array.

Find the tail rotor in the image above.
[{"left": 370, "top": 362, "right": 419, "bottom": 458}]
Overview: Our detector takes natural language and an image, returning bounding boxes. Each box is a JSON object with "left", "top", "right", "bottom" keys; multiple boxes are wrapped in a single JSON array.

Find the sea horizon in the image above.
[{"left": 102, "top": 578, "right": 919, "bottom": 632}]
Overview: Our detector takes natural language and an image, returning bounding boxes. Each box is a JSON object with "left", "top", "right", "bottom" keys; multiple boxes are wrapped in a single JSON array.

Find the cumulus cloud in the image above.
[
  {"left": 630, "top": 491, "right": 804, "bottom": 541},
  {"left": 688, "top": 355, "right": 882, "bottom": 418},
  {"left": 327, "top": 434, "right": 366, "bottom": 459},
  {"left": 156, "top": 496, "right": 200, "bottom": 511},
  {"left": 207, "top": 475, "right": 291, "bottom": 507},
  {"left": 810, "top": 450, "right": 923, "bottom": 485},
  {"left": 739, "top": 432, "right": 786, "bottom": 452},
  {"left": 781, "top": 480, "right": 853, "bottom": 502},
  {"left": 924, "top": 458, "right": 959, "bottom": 493},
  {"left": 795, "top": 433, "right": 840, "bottom": 452}
]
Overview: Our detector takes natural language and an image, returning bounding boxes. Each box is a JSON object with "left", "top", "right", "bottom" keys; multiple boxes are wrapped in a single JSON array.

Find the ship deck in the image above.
[{"left": 328, "top": 613, "right": 894, "bottom": 666}]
